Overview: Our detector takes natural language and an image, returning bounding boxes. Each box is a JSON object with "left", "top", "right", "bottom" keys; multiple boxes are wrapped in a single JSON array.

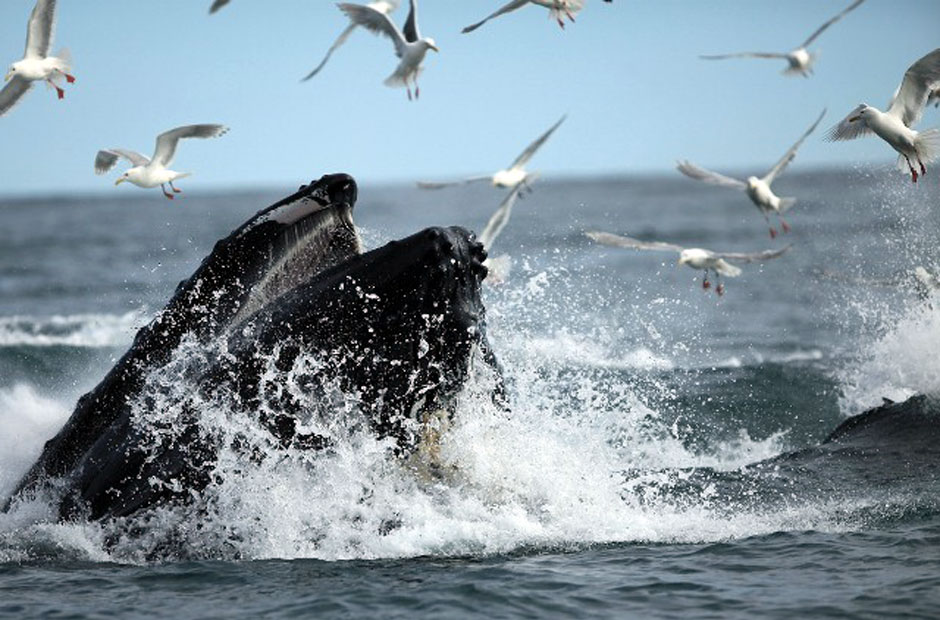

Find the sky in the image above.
[{"left": 0, "top": 0, "right": 938, "bottom": 197}]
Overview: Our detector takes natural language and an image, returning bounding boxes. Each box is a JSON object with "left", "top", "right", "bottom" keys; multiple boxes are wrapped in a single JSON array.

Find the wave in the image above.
[{"left": 0, "top": 311, "right": 147, "bottom": 348}]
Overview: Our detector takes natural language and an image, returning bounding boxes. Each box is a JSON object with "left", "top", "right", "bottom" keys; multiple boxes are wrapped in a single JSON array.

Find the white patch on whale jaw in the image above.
[{"left": 231, "top": 206, "right": 362, "bottom": 327}]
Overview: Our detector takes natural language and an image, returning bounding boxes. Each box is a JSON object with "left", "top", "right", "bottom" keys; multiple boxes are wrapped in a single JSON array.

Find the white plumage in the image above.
[
  {"left": 338, "top": 0, "right": 438, "bottom": 100},
  {"left": 418, "top": 116, "right": 565, "bottom": 191},
  {"left": 95, "top": 124, "right": 229, "bottom": 200},
  {"left": 677, "top": 109, "right": 826, "bottom": 238},
  {"left": 586, "top": 231, "right": 791, "bottom": 296},
  {"left": 826, "top": 48, "right": 940, "bottom": 183},
  {"left": 1, "top": 0, "right": 75, "bottom": 117},
  {"left": 699, "top": 0, "right": 865, "bottom": 77}
]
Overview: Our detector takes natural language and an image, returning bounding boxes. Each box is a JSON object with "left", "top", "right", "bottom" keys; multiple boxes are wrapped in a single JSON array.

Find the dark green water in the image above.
[{"left": 1, "top": 172, "right": 939, "bottom": 617}]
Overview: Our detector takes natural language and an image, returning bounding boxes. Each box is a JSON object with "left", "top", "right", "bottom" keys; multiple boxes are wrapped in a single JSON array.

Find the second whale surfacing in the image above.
[{"left": 6, "top": 173, "right": 501, "bottom": 521}]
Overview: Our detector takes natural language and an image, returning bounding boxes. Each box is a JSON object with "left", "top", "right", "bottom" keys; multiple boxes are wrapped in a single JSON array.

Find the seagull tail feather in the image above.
[
  {"left": 778, "top": 198, "right": 797, "bottom": 213},
  {"left": 54, "top": 48, "right": 72, "bottom": 71},
  {"left": 914, "top": 128, "right": 940, "bottom": 164}
]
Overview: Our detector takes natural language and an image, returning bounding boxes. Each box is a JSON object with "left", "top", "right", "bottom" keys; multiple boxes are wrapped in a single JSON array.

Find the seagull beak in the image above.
[
  {"left": 114, "top": 177, "right": 125, "bottom": 186},
  {"left": 848, "top": 115, "right": 860, "bottom": 123},
  {"left": 429, "top": 43, "right": 440, "bottom": 52},
  {"left": 3, "top": 71, "right": 11, "bottom": 82}
]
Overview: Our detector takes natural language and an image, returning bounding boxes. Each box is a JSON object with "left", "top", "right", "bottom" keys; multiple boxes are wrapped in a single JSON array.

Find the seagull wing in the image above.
[
  {"left": 585, "top": 231, "right": 684, "bottom": 254},
  {"left": 24, "top": 0, "right": 57, "bottom": 59},
  {"left": 699, "top": 52, "right": 788, "bottom": 61},
  {"left": 301, "top": 23, "right": 358, "bottom": 81},
  {"left": 825, "top": 104, "right": 874, "bottom": 141},
  {"left": 338, "top": 3, "right": 408, "bottom": 57},
  {"left": 886, "top": 48, "right": 940, "bottom": 128},
  {"left": 478, "top": 181, "right": 527, "bottom": 250},
  {"left": 802, "top": 0, "right": 865, "bottom": 48},
  {"left": 676, "top": 160, "right": 747, "bottom": 190},
  {"left": 509, "top": 115, "right": 566, "bottom": 170},
  {"left": 94, "top": 149, "right": 151, "bottom": 175},
  {"left": 762, "top": 108, "right": 826, "bottom": 184},
  {"left": 152, "top": 124, "right": 228, "bottom": 168},
  {"left": 401, "top": 0, "right": 420, "bottom": 43},
  {"left": 0, "top": 76, "right": 33, "bottom": 117},
  {"left": 209, "top": 0, "right": 230, "bottom": 14},
  {"left": 717, "top": 244, "right": 792, "bottom": 264},
  {"left": 416, "top": 176, "right": 492, "bottom": 190},
  {"left": 462, "top": 0, "right": 529, "bottom": 34}
]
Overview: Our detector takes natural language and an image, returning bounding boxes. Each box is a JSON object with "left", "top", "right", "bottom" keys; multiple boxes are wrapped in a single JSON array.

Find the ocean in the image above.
[{"left": 1, "top": 169, "right": 939, "bottom": 618}]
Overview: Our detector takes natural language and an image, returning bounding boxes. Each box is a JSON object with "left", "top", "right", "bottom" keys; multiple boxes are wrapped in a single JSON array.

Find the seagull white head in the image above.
[
  {"left": 5, "top": 63, "right": 18, "bottom": 82},
  {"left": 848, "top": 103, "right": 872, "bottom": 123},
  {"left": 114, "top": 168, "right": 143, "bottom": 186},
  {"left": 424, "top": 37, "right": 439, "bottom": 52}
]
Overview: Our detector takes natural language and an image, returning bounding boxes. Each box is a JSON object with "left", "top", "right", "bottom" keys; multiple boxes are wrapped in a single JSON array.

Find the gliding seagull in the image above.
[
  {"left": 463, "top": 0, "right": 588, "bottom": 33},
  {"left": 302, "top": 1, "right": 400, "bottom": 81},
  {"left": 208, "top": 0, "right": 230, "bottom": 13},
  {"left": 1, "top": 0, "right": 75, "bottom": 117},
  {"left": 700, "top": 0, "right": 865, "bottom": 77},
  {"left": 677, "top": 109, "right": 826, "bottom": 239},
  {"left": 826, "top": 48, "right": 940, "bottom": 183},
  {"left": 338, "top": 0, "right": 438, "bottom": 100},
  {"left": 418, "top": 116, "right": 565, "bottom": 190},
  {"left": 476, "top": 178, "right": 537, "bottom": 283},
  {"left": 586, "top": 232, "right": 791, "bottom": 296},
  {"left": 94, "top": 125, "right": 229, "bottom": 200}
]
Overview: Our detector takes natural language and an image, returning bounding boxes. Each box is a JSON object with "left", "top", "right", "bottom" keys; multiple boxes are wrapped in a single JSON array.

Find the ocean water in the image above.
[{"left": 1, "top": 169, "right": 939, "bottom": 618}]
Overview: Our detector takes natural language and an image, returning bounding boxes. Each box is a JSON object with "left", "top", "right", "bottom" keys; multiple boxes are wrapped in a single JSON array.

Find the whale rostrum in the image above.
[{"left": 5, "top": 174, "right": 499, "bottom": 520}]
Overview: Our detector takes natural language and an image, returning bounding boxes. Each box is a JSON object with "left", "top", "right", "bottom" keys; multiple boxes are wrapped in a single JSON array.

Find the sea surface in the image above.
[{"left": 1, "top": 169, "right": 939, "bottom": 618}]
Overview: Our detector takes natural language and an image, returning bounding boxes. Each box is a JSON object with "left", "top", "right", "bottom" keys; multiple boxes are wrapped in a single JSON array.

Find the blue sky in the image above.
[{"left": 0, "top": 0, "right": 937, "bottom": 196}]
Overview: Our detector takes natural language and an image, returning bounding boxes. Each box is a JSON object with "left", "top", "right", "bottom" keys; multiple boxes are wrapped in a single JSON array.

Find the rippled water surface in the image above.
[{"left": 1, "top": 170, "right": 939, "bottom": 618}]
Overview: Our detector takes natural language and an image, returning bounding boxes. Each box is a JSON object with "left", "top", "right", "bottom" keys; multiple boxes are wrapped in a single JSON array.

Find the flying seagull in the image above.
[
  {"left": 677, "top": 108, "right": 826, "bottom": 239},
  {"left": 94, "top": 125, "right": 229, "bottom": 200},
  {"left": 418, "top": 115, "right": 565, "bottom": 190},
  {"left": 338, "top": 0, "right": 438, "bottom": 100},
  {"left": 1, "top": 0, "right": 74, "bottom": 117},
  {"left": 477, "top": 177, "right": 537, "bottom": 283},
  {"left": 586, "top": 231, "right": 791, "bottom": 296},
  {"left": 462, "top": 0, "right": 611, "bottom": 33},
  {"left": 700, "top": 0, "right": 865, "bottom": 77},
  {"left": 826, "top": 48, "right": 940, "bottom": 183},
  {"left": 209, "top": 0, "right": 230, "bottom": 14},
  {"left": 302, "top": 0, "right": 400, "bottom": 81}
]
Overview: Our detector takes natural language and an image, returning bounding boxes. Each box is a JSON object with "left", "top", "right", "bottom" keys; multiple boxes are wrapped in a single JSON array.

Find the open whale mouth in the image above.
[{"left": 221, "top": 173, "right": 364, "bottom": 328}]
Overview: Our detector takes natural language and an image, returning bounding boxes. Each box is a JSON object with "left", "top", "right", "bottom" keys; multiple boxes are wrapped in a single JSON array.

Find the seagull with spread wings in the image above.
[
  {"left": 826, "top": 48, "right": 940, "bottom": 183},
  {"left": 1, "top": 0, "right": 75, "bottom": 117},
  {"left": 302, "top": 1, "right": 400, "bottom": 81},
  {"left": 418, "top": 116, "right": 565, "bottom": 191},
  {"left": 463, "top": 0, "right": 586, "bottom": 33},
  {"left": 94, "top": 125, "right": 229, "bottom": 200},
  {"left": 338, "top": 0, "right": 438, "bottom": 100},
  {"left": 700, "top": 0, "right": 865, "bottom": 77},
  {"left": 586, "top": 232, "right": 791, "bottom": 296},
  {"left": 677, "top": 109, "right": 825, "bottom": 239},
  {"left": 472, "top": 180, "right": 536, "bottom": 284}
]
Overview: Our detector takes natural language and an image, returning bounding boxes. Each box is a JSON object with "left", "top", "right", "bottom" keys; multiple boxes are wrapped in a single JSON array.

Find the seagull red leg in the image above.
[
  {"left": 780, "top": 217, "right": 791, "bottom": 233},
  {"left": 161, "top": 184, "right": 175, "bottom": 200},
  {"left": 47, "top": 79, "right": 64, "bottom": 100},
  {"left": 169, "top": 181, "right": 182, "bottom": 194},
  {"left": 702, "top": 271, "right": 711, "bottom": 290}
]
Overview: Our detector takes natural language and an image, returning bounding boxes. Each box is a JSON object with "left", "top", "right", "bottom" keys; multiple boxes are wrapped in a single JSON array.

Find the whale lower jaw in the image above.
[{"left": 3, "top": 174, "right": 496, "bottom": 522}]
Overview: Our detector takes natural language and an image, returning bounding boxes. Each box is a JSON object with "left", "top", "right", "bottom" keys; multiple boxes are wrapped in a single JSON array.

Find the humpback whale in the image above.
[{"left": 5, "top": 173, "right": 498, "bottom": 520}]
